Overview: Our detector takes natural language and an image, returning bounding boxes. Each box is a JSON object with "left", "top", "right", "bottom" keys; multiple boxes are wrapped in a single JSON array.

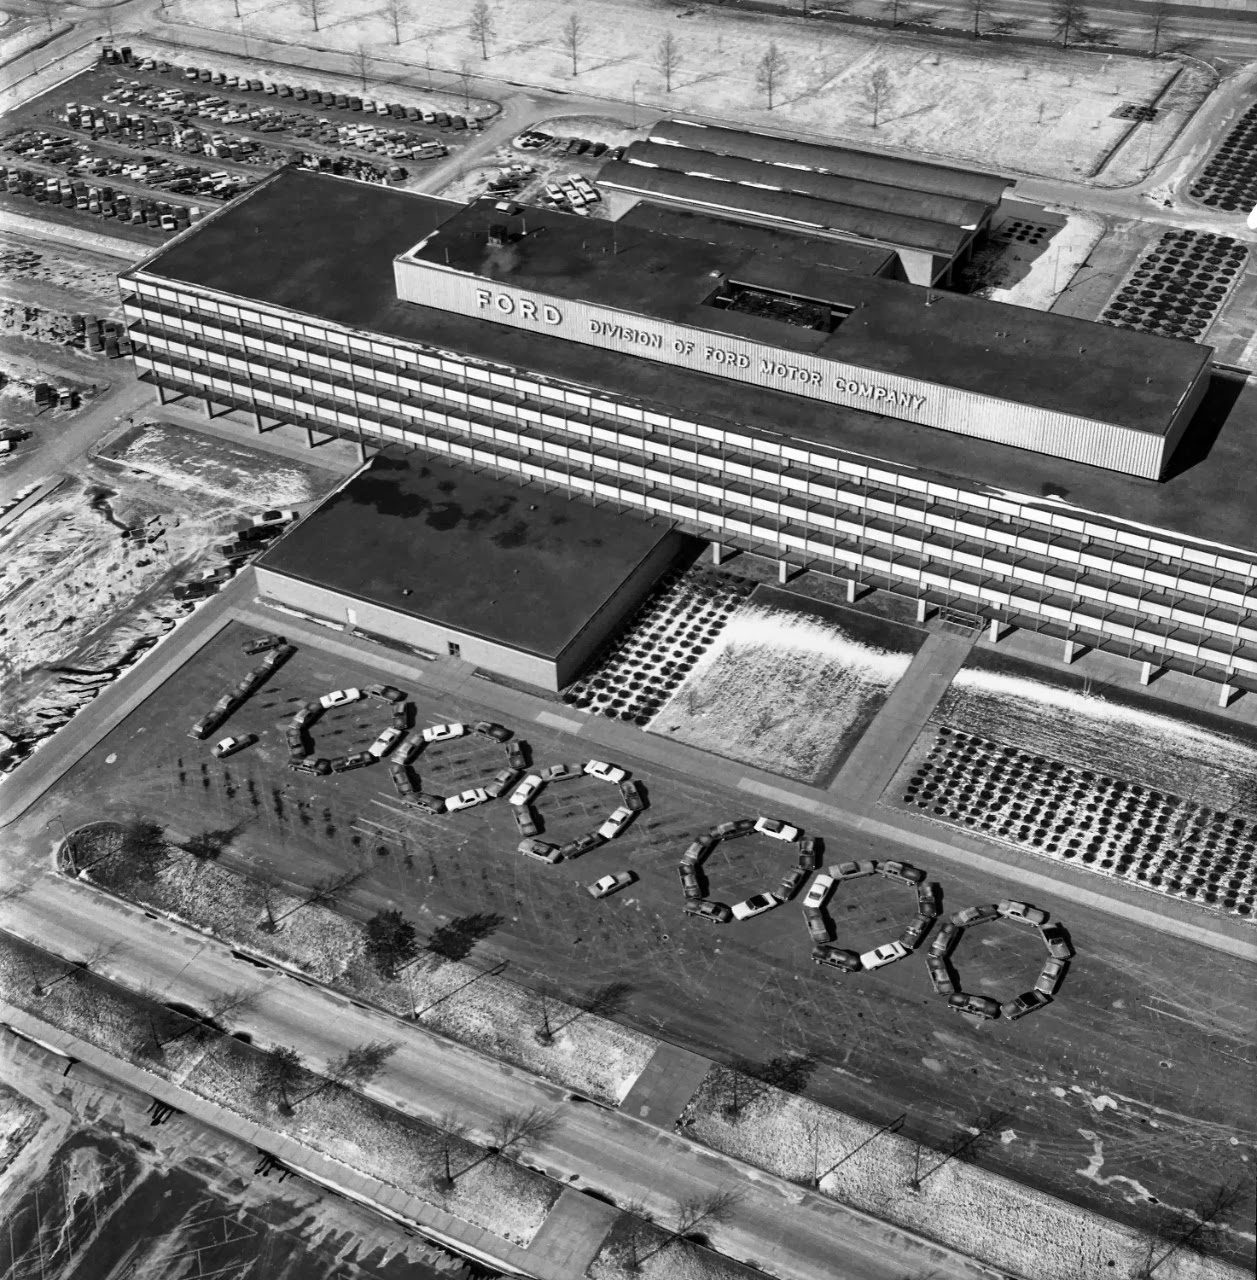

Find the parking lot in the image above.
[{"left": 29, "top": 618, "right": 1257, "bottom": 1266}]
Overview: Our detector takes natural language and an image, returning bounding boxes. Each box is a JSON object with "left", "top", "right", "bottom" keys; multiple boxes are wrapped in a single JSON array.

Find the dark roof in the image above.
[
  {"left": 617, "top": 203, "right": 901, "bottom": 277},
  {"left": 131, "top": 170, "right": 1253, "bottom": 554},
  {"left": 621, "top": 141, "right": 991, "bottom": 231},
  {"left": 598, "top": 160, "right": 969, "bottom": 256},
  {"left": 258, "top": 448, "right": 687, "bottom": 659},
  {"left": 649, "top": 119, "right": 1013, "bottom": 206}
]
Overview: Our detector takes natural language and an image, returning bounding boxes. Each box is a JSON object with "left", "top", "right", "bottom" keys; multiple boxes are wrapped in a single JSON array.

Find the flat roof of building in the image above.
[
  {"left": 622, "top": 141, "right": 991, "bottom": 231},
  {"left": 649, "top": 119, "right": 1014, "bottom": 207},
  {"left": 133, "top": 170, "right": 1252, "bottom": 554},
  {"left": 598, "top": 160, "right": 969, "bottom": 256},
  {"left": 258, "top": 447, "right": 687, "bottom": 659},
  {"left": 617, "top": 203, "right": 901, "bottom": 277}
]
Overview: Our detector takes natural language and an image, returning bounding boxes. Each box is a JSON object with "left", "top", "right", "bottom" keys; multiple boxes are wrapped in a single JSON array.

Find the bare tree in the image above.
[
  {"left": 427, "top": 1112, "right": 469, "bottom": 1191},
  {"left": 37, "top": 0, "right": 57, "bottom": 31},
  {"left": 469, "top": 0, "right": 495, "bottom": 59},
  {"left": 30, "top": 941, "right": 121, "bottom": 998},
  {"left": 256, "top": 1044, "right": 303, "bottom": 1114},
  {"left": 1050, "top": 0, "right": 1091, "bottom": 47},
  {"left": 709, "top": 1053, "right": 816, "bottom": 1123},
  {"left": 635, "top": 1189, "right": 741, "bottom": 1266},
  {"left": 560, "top": 13, "right": 585, "bottom": 76},
  {"left": 457, "top": 61, "right": 474, "bottom": 112},
  {"left": 863, "top": 66, "right": 892, "bottom": 130},
  {"left": 1146, "top": 1, "right": 1174, "bottom": 56},
  {"left": 1134, "top": 1180, "right": 1249, "bottom": 1277},
  {"left": 961, "top": 0, "right": 994, "bottom": 38},
  {"left": 654, "top": 31, "right": 683, "bottom": 93},
  {"left": 755, "top": 42, "right": 788, "bottom": 111},
  {"left": 350, "top": 44, "right": 370, "bottom": 93},
  {"left": 180, "top": 821, "right": 248, "bottom": 862},
  {"left": 384, "top": 0, "right": 407, "bottom": 45},
  {"left": 296, "top": 0, "right": 324, "bottom": 34},
  {"left": 119, "top": 818, "right": 169, "bottom": 878},
  {"left": 906, "top": 1111, "right": 1007, "bottom": 1192},
  {"left": 291, "top": 1039, "right": 399, "bottom": 1106},
  {"left": 440, "top": 1105, "right": 560, "bottom": 1187}
]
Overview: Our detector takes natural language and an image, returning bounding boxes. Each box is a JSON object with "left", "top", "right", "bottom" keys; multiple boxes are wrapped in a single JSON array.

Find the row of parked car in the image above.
[{"left": 190, "top": 634, "right": 295, "bottom": 743}]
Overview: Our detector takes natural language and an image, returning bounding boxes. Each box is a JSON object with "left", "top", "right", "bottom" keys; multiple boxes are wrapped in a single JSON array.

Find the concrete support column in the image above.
[
  {"left": 202, "top": 397, "right": 213, "bottom": 419},
  {"left": 846, "top": 579, "right": 857, "bottom": 604},
  {"left": 711, "top": 542, "right": 724, "bottom": 566},
  {"left": 305, "top": 426, "right": 315, "bottom": 449},
  {"left": 155, "top": 384, "right": 168, "bottom": 405},
  {"left": 1063, "top": 638, "right": 1080, "bottom": 665},
  {"left": 1139, "top": 660, "right": 1160, "bottom": 686},
  {"left": 1219, "top": 681, "right": 1238, "bottom": 708},
  {"left": 254, "top": 410, "right": 265, "bottom": 432},
  {"left": 357, "top": 436, "right": 367, "bottom": 464},
  {"left": 988, "top": 618, "right": 1005, "bottom": 643},
  {"left": 916, "top": 599, "right": 929, "bottom": 624},
  {"left": 778, "top": 560, "right": 790, "bottom": 585}
]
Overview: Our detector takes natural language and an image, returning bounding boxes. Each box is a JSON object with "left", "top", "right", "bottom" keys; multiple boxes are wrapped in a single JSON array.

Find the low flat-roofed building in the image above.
[{"left": 256, "top": 448, "right": 699, "bottom": 690}]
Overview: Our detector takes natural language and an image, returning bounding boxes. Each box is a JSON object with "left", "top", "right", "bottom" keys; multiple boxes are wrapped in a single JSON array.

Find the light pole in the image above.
[{"left": 631, "top": 79, "right": 640, "bottom": 128}]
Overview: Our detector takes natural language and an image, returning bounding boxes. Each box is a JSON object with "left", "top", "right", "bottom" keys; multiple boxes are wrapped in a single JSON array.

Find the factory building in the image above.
[{"left": 119, "top": 166, "right": 1256, "bottom": 694}]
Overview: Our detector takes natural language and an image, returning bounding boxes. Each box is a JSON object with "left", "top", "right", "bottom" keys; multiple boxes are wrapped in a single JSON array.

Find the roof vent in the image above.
[{"left": 488, "top": 223, "right": 509, "bottom": 246}]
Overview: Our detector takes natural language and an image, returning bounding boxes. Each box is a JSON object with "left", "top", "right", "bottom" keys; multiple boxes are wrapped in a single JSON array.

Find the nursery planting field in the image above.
[{"left": 14, "top": 620, "right": 1256, "bottom": 1265}]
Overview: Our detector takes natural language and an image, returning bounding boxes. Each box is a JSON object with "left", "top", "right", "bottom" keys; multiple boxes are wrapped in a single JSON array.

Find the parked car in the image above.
[
  {"left": 811, "top": 945, "right": 862, "bottom": 972},
  {"left": 1035, "top": 956, "right": 1068, "bottom": 996},
  {"left": 952, "top": 903, "right": 1000, "bottom": 928},
  {"left": 927, "top": 956, "right": 957, "bottom": 995},
  {"left": 777, "top": 866, "right": 808, "bottom": 900},
  {"left": 260, "top": 644, "right": 295, "bottom": 670},
  {"left": 681, "top": 836, "right": 716, "bottom": 864},
  {"left": 473, "top": 720, "right": 511, "bottom": 741},
  {"left": 368, "top": 726, "right": 402, "bottom": 759},
  {"left": 803, "top": 907, "right": 831, "bottom": 945},
  {"left": 504, "top": 740, "right": 528, "bottom": 770},
  {"left": 897, "top": 914, "right": 933, "bottom": 951},
  {"left": 292, "top": 704, "right": 320, "bottom": 730},
  {"left": 389, "top": 762, "right": 418, "bottom": 797},
  {"left": 879, "top": 859, "right": 925, "bottom": 885},
  {"left": 446, "top": 787, "right": 490, "bottom": 811},
  {"left": 802, "top": 873, "right": 835, "bottom": 911},
  {"left": 1002, "top": 990, "right": 1052, "bottom": 1021},
  {"left": 710, "top": 818, "right": 755, "bottom": 840},
  {"left": 518, "top": 838, "right": 562, "bottom": 863},
  {"left": 1039, "top": 923, "right": 1074, "bottom": 959},
  {"left": 677, "top": 863, "right": 703, "bottom": 899},
  {"left": 588, "top": 870, "right": 636, "bottom": 898},
  {"left": 947, "top": 992, "right": 1001, "bottom": 1020},
  {"left": 684, "top": 900, "right": 733, "bottom": 924},
  {"left": 174, "top": 581, "right": 215, "bottom": 600},
  {"left": 832, "top": 859, "right": 878, "bottom": 879},
  {"left": 916, "top": 882, "right": 940, "bottom": 918},
  {"left": 998, "top": 899, "right": 1049, "bottom": 927},
  {"left": 250, "top": 508, "right": 298, "bottom": 525},
  {"left": 364, "top": 682, "right": 406, "bottom": 702},
  {"left": 584, "top": 759, "right": 627, "bottom": 784},
  {"left": 409, "top": 792, "right": 447, "bottom": 815},
  {"left": 391, "top": 707, "right": 409, "bottom": 732},
  {"left": 330, "top": 751, "right": 373, "bottom": 772},
  {"left": 860, "top": 940, "right": 910, "bottom": 971},
  {"left": 423, "top": 722, "right": 465, "bottom": 742},
  {"left": 484, "top": 767, "right": 521, "bottom": 799},
  {"left": 512, "top": 805, "right": 539, "bottom": 837},
  {"left": 394, "top": 729, "right": 425, "bottom": 764},
  {"left": 618, "top": 778, "right": 646, "bottom": 812},
  {"left": 796, "top": 836, "right": 822, "bottom": 870},
  {"left": 557, "top": 831, "right": 603, "bottom": 860},
  {"left": 285, "top": 725, "right": 307, "bottom": 753},
  {"left": 212, "top": 733, "right": 256, "bottom": 758},
  {"left": 218, "top": 541, "right": 253, "bottom": 560},
  {"left": 731, "top": 892, "right": 782, "bottom": 921},
  {"left": 320, "top": 688, "right": 361, "bottom": 709},
  {"left": 754, "top": 816, "right": 800, "bottom": 842},
  {"left": 289, "top": 756, "right": 331, "bottom": 776},
  {"left": 928, "top": 921, "right": 962, "bottom": 959},
  {"left": 242, "top": 633, "right": 285, "bottom": 655},
  {"left": 598, "top": 806, "right": 635, "bottom": 840},
  {"left": 509, "top": 774, "right": 543, "bottom": 806},
  {"left": 540, "top": 762, "right": 582, "bottom": 782}
]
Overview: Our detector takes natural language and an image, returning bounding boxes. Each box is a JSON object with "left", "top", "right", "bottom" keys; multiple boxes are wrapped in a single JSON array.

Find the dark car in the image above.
[
  {"left": 916, "top": 882, "right": 940, "bottom": 918},
  {"left": 484, "top": 767, "right": 521, "bottom": 799},
  {"left": 879, "top": 859, "right": 925, "bottom": 885},
  {"left": 329, "top": 751, "right": 373, "bottom": 773},
  {"left": 833, "top": 859, "right": 878, "bottom": 879},
  {"left": 391, "top": 707, "right": 409, "bottom": 732},
  {"left": 260, "top": 643, "right": 296, "bottom": 670},
  {"left": 947, "top": 992, "right": 1001, "bottom": 1020},
  {"left": 395, "top": 729, "right": 425, "bottom": 764},
  {"left": 683, "top": 900, "right": 733, "bottom": 924},
  {"left": 1001, "top": 990, "right": 1052, "bottom": 1021},
  {"left": 710, "top": 818, "right": 755, "bottom": 841},
  {"left": 681, "top": 835, "right": 716, "bottom": 864},
  {"left": 811, "top": 945, "right": 862, "bottom": 972},
  {"left": 796, "top": 836, "right": 822, "bottom": 870},
  {"left": 777, "top": 866, "right": 808, "bottom": 901},
  {"left": 285, "top": 725, "right": 307, "bottom": 754},
  {"left": 173, "top": 580, "right": 215, "bottom": 600},
  {"left": 242, "top": 633, "right": 285, "bottom": 655},
  {"left": 928, "top": 921, "right": 962, "bottom": 959},
  {"left": 803, "top": 907, "right": 831, "bottom": 945},
  {"left": 897, "top": 914, "right": 933, "bottom": 951},
  {"left": 219, "top": 541, "right": 253, "bottom": 560},
  {"left": 504, "top": 740, "right": 529, "bottom": 770},
  {"left": 518, "top": 838, "right": 562, "bottom": 864},
  {"left": 364, "top": 683, "right": 406, "bottom": 702},
  {"left": 1039, "top": 923, "right": 1075, "bottom": 960},
  {"left": 926, "top": 956, "right": 957, "bottom": 995},
  {"left": 677, "top": 862, "right": 703, "bottom": 899},
  {"left": 409, "top": 792, "right": 447, "bottom": 815},
  {"left": 953, "top": 903, "right": 1000, "bottom": 928},
  {"left": 389, "top": 762, "right": 418, "bottom": 797},
  {"left": 473, "top": 720, "right": 511, "bottom": 741},
  {"left": 618, "top": 778, "right": 646, "bottom": 812},
  {"left": 557, "top": 831, "right": 603, "bottom": 861},
  {"left": 289, "top": 756, "right": 331, "bottom": 776}
]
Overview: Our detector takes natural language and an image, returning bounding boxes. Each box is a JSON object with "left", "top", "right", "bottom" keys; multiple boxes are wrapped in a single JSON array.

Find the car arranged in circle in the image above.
[
  {"left": 896, "top": 914, "right": 933, "bottom": 951},
  {"left": 684, "top": 900, "right": 733, "bottom": 924},
  {"left": 519, "top": 838, "right": 562, "bottom": 863},
  {"left": 998, "top": 899, "right": 1049, "bottom": 927},
  {"left": 678, "top": 863, "right": 702, "bottom": 899},
  {"left": 953, "top": 903, "right": 1000, "bottom": 927},
  {"left": 504, "top": 741, "right": 528, "bottom": 770},
  {"left": 587, "top": 870, "right": 636, "bottom": 898},
  {"left": 731, "top": 892, "right": 782, "bottom": 921},
  {"left": 330, "top": 751, "right": 373, "bottom": 772},
  {"left": 1039, "top": 923, "right": 1074, "bottom": 959},
  {"left": 513, "top": 806, "right": 540, "bottom": 836},
  {"left": 802, "top": 872, "right": 834, "bottom": 911},
  {"left": 584, "top": 759, "right": 627, "bottom": 784},
  {"left": 540, "top": 762, "right": 583, "bottom": 782},
  {"left": 833, "top": 859, "right": 877, "bottom": 879},
  {"left": 860, "top": 940, "right": 910, "bottom": 970},
  {"left": 364, "top": 683, "right": 406, "bottom": 702},
  {"left": 597, "top": 805, "right": 635, "bottom": 840},
  {"left": 948, "top": 992, "right": 1001, "bottom": 1020},
  {"left": 812, "top": 945, "right": 862, "bottom": 972},
  {"left": 484, "top": 768, "right": 521, "bottom": 799},
  {"left": 423, "top": 722, "right": 465, "bottom": 742},
  {"left": 879, "top": 859, "right": 925, "bottom": 885},
  {"left": 927, "top": 955, "right": 957, "bottom": 995},
  {"left": 711, "top": 818, "right": 756, "bottom": 840},
  {"left": 754, "top": 816, "right": 800, "bottom": 842},
  {"left": 320, "top": 688, "right": 362, "bottom": 709},
  {"left": 1002, "top": 990, "right": 1052, "bottom": 1020},
  {"left": 557, "top": 831, "right": 603, "bottom": 860},
  {"left": 509, "top": 774, "right": 543, "bottom": 806},
  {"left": 242, "top": 633, "right": 285, "bottom": 655},
  {"left": 446, "top": 787, "right": 490, "bottom": 811},
  {"left": 618, "top": 779, "right": 646, "bottom": 811},
  {"left": 368, "top": 726, "right": 402, "bottom": 758},
  {"left": 929, "top": 921, "right": 962, "bottom": 958},
  {"left": 474, "top": 720, "right": 512, "bottom": 742},
  {"left": 212, "top": 733, "right": 256, "bottom": 758},
  {"left": 1035, "top": 956, "right": 1068, "bottom": 996}
]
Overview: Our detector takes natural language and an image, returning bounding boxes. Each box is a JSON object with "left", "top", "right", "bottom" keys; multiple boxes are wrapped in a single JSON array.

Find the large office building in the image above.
[{"left": 119, "top": 160, "right": 1256, "bottom": 693}]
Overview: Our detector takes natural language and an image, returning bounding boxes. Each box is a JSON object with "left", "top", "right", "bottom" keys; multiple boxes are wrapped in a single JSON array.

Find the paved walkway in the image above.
[
  {"left": 620, "top": 1041, "right": 713, "bottom": 1128},
  {"left": 831, "top": 629, "right": 974, "bottom": 804}
]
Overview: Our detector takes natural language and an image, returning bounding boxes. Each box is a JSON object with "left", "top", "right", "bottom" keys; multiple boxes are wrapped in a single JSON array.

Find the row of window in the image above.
[
  {"left": 124, "top": 283, "right": 1257, "bottom": 585},
  {"left": 137, "top": 352, "right": 1257, "bottom": 678}
]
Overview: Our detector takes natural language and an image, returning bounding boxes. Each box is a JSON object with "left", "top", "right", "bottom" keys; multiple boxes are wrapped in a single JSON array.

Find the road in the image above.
[{"left": 0, "top": 878, "right": 984, "bottom": 1280}]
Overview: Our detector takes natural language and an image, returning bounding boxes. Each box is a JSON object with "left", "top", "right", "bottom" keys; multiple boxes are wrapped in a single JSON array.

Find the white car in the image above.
[
  {"left": 860, "top": 940, "right": 910, "bottom": 971},
  {"left": 250, "top": 508, "right": 298, "bottom": 525},
  {"left": 801, "top": 873, "right": 834, "bottom": 911},
  {"left": 422, "top": 722, "right": 465, "bottom": 743},
  {"left": 368, "top": 726, "right": 402, "bottom": 759},
  {"left": 509, "top": 774, "right": 544, "bottom": 806},
  {"left": 754, "top": 816, "right": 801, "bottom": 842},
  {"left": 319, "top": 688, "right": 362, "bottom": 709},
  {"left": 584, "top": 759, "right": 627, "bottom": 784},
  {"left": 211, "top": 733, "right": 256, "bottom": 758},
  {"left": 597, "top": 805, "right": 635, "bottom": 840},
  {"left": 445, "top": 787, "right": 490, "bottom": 811},
  {"left": 587, "top": 870, "right": 636, "bottom": 898},
  {"left": 731, "top": 892, "right": 782, "bottom": 921}
]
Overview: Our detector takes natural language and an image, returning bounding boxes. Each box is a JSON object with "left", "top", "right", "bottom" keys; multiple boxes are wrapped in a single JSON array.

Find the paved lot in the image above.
[{"left": 11, "top": 611, "right": 1255, "bottom": 1268}]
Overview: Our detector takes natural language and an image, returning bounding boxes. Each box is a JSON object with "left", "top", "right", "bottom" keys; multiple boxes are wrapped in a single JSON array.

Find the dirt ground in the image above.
[{"left": 26, "top": 618, "right": 1256, "bottom": 1269}]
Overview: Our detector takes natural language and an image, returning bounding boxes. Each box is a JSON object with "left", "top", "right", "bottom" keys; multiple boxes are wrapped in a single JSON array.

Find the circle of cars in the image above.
[{"left": 679, "top": 822, "right": 1070, "bottom": 1022}]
